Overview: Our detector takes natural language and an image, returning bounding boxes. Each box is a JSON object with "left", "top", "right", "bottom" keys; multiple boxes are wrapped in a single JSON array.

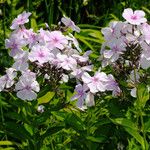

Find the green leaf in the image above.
[
  {"left": 0, "top": 141, "right": 14, "bottom": 145},
  {"left": 38, "top": 92, "right": 55, "bottom": 104},
  {"left": 136, "top": 83, "right": 149, "bottom": 108},
  {"left": 86, "top": 136, "right": 106, "bottom": 143},
  {"left": 125, "top": 127, "right": 145, "bottom": 149},
  {"left": 112, "top": 118, "right": 138, "bottom": 130},
  {"left": 65, "top": 113, "right": 85, "bottom": 131}
]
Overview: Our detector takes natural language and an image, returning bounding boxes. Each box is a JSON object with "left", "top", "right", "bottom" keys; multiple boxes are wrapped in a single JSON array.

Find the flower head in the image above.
[
  {"left": 15, "top": 72, "right": 40, "bottom": 101},
  {"left": 122, "top": 8, "right": 147, "bottom": 25},
  {"left": 10, "top": 11, "right": 31, "bottom": 29}
]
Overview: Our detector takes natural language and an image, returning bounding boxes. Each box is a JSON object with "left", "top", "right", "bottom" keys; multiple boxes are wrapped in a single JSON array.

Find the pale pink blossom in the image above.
[
  {"left": 29, "top": 45, "right": 54, "bottom": 65},
  {"left": 122, "top": 8, "right": 147, "bottom": 25},
  {"left": 10, "top": 11, "right": 31, "bottom": 29},
  {"left": 101, "top": 21, "right": 123, "bottom": 41},
  {"left": 71, "top": 65, "right": 93, "bottom": 79},
  {"left": 45, "top": 31, "right": 68, "bottom": 50},
  {"left": 82, "top": 72, "right": 108, "bottom": 93},
  {"left": 57, "top": 53, "right": 77, "bottom": 70},
  {"left": 12, "top": 51, "right": 29, "bottom": 71},
  {"left": 141, "top": 23, "right": 150, "bottom": 44},
  {"left": 0, "top": 68, "right": 17, "bottom": 91},
  {"left": 5, "top": 34, "right": 26, "bottom": 57},
  {"left": 61, "top": 17, "right": 80, "bottom": 33},
  {"left": 71, "top": 84, "right": 88, "bottom": 108},
  {"left": 85, "top": 92, "right": 95, "bottom": 107},
  {"left": 72, "top": 50, "right": 92, "bottom": 62},
  {"left": 105, "top": 74, "right": 121, "bottom": 96},
  {"left": 15, "top": 72, "right": 40, "bottom": 101}
]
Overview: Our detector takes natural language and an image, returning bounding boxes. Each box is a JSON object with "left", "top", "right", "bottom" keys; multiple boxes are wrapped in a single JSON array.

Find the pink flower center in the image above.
[
  {"left": 25, "top": 85, "right": 31, "bottom": 90},
  {"left": 11, "top": 43, "right": 18, "bottom": 49},
  {"left": 38, "top": 52, "right": 45, "bottom": 58},
  {"left": 131, "top": 15, "right": 137, "bottom": 20},
  {"left": 92, "top": 77, "right": 99, "bottom": 83},
  {"left": 53, "top": 37, "right": 59, "bottom": 43}
]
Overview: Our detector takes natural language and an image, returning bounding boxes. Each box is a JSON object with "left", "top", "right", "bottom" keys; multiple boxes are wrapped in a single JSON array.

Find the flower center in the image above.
[
  {"left": 25, "top": 85, "right": 31, "bottom": 90},
  {"left": 131, "top": 15, "right": 137, "bottom": 20},
  {"left": 38, "top": 52, "right": 45, "bottom": 58}
]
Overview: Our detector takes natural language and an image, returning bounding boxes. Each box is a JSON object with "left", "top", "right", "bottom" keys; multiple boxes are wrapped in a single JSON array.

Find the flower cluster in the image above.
[
  {"left": 101, "top": 8, "right": 150, "bottom": 97},
  {"left": 0, "top": 11, "right": 120, "bottom": 110}
]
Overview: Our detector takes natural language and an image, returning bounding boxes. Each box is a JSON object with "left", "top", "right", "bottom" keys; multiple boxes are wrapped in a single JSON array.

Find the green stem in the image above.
[{"left": 140, "top": 112, "right": 147, "bottom": 150}]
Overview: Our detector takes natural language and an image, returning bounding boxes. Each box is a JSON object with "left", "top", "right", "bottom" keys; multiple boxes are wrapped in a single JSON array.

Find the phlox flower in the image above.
[
  {"left": 140, "top": 42, "right": 150, "bottom": 60},
  {"left": 102, "top": 39, "right": 126, "bottom": 63},
  {"left": 82, "top": 72, "right": 108, "bottom": 93},
  {"left": 140, "top": 54, "right": 150, "bottom": 69},
  {"left": 72, "top": 50, "right": 92, "bottom": 62},
  {"left": 85, "top": 92, "right": 95, "bottom": 107},
  {"left": 71, "top": 84, "right": 88, "bottom": 108},
  {"left": 67, "top": 33, "right": 82, "bottom": 52},
  {"left": 15, "top": 72, "right": 40, "bottom": 100},
  {"left": 29, "top": 45, "right": 54, "bottom": 65},
  {"left": 45, "top": 31, "right": 68, "bottom": 50},
  {"left": 122, "top": 8, "right": 147, "bottom": 25},
  {"left": 56, "top": 53, "right": 77, "bottom": 70},
  {"left": 61, "top": 17, "right": 80, "bottom": 33},
  {"left": 101, "top": 21, "right": 123, "bottom": 41},
  {"left": 141, "top": 23, "right": 150, "bottom": 44},
  {"left": 0, "top": 68, "right": 17, "bottom": 91},
  {"left": 105, "top": 74, "right": 121, "bottom": 96},
  {"left": 71, "top": 65, "right": 93, "bottom": 79},
  {"left": 12, "top": 51, "right": 29, "bottom": 71},
  {"left": 24, "top": 29, "right": 38, "bottom": 48},
  {"left": 10, "top": 11, "right": 31, "bottom": 29},
  {"left": 5, "top": 34, "right": 26, "bottom": 57}
]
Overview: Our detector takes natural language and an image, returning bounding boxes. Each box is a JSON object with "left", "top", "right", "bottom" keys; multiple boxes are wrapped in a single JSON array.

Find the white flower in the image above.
[
  {"left": 57, "top": 53, "right": 77, "bottom": 70},
  {"left": 10, "top": 11, "right": 31, "bottom": 29},
  {"left": 82, "top": 72, "right": 108, "bottom": 93},
  {"left": 122, "top": 8, "right": 147, "bottom": 25},
  {"left": 61, "top": 17, "right": 80, "bottom": 33},
  {"left": 15, "top": 72, "right": 40, "bottom": 101},
  {"left": 29, "top": 45, "right": 54, "bottom": 65},
  {"left": 0, "top": 68, "right": 17, "bottom": 91}
]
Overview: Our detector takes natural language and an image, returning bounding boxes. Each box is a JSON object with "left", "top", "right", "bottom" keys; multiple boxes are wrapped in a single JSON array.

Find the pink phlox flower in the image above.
[
  {"left": 141, "top": 23, "right": 150, "bottom": 44},
  {"left": 71, "top": 65, "right": 93, "bottom": 79},
  {"left": 85, "top": 92, "right": 95, "bottom": 107},
  {"left": 101, "top": 21, "right": 123, "bottom": 41},
  {"left": 12, "top": 51, "right": 29, "bottom": 71},
  {"left": 13, "top": 26, "right": 28, "bottom": 39},
  {"left": 15, "top": 73, "right": 40, "bottom": 101},
  {"left": 56, "top": 53, "right": 77, "bottom": 70},
  {"left": 71, "top": 84, "right": 88, "bottom": 108},
  {"left": 122, "top": 8, "right": 147, "bottom": 25},
  {"left": 24, "top": 29, "right": 38, "bottom": 48},
  {"left": 82, "top": 72, "right": 108, "bottom": 93},
  {"left": 105, "top": 74, "right": 121, "bottom": 96},
  {"left": 0, "top": 68, "right": 17, "bottom": 91},
  {"left": 67, "top": 33, "right": 82, "bottom": 52},
  {"left": 5, "top": 34, "right": 26, "bottom": 57},
  {"left": 10, "top": 11, "right": 31, "bottom": 30},
  {"left": 140, "top": 42, "right": 150, "bottom": 60},
  {"left": 72, "top": 50, "right": 92, "bottom": 62},
  {"left": 140, "top": 54, "right": 150, "bottom": 69},
  {"left": 45, "top": 31, "right": 68, "bottom": 50},
  {"left": 20, "top": 70, "right": 36, "bottom": 81},
  {"left": 38, "top": 28, "right": 49, "bottom": 44},
  {"left": 61, "top": 16, "right": 80, "bottom": 33},
  {"left": 102, "top": 39, "right": 126, "bottom": 63},
  {"left": 29, "top": 45, "right": 54, "bottom": 65}
]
